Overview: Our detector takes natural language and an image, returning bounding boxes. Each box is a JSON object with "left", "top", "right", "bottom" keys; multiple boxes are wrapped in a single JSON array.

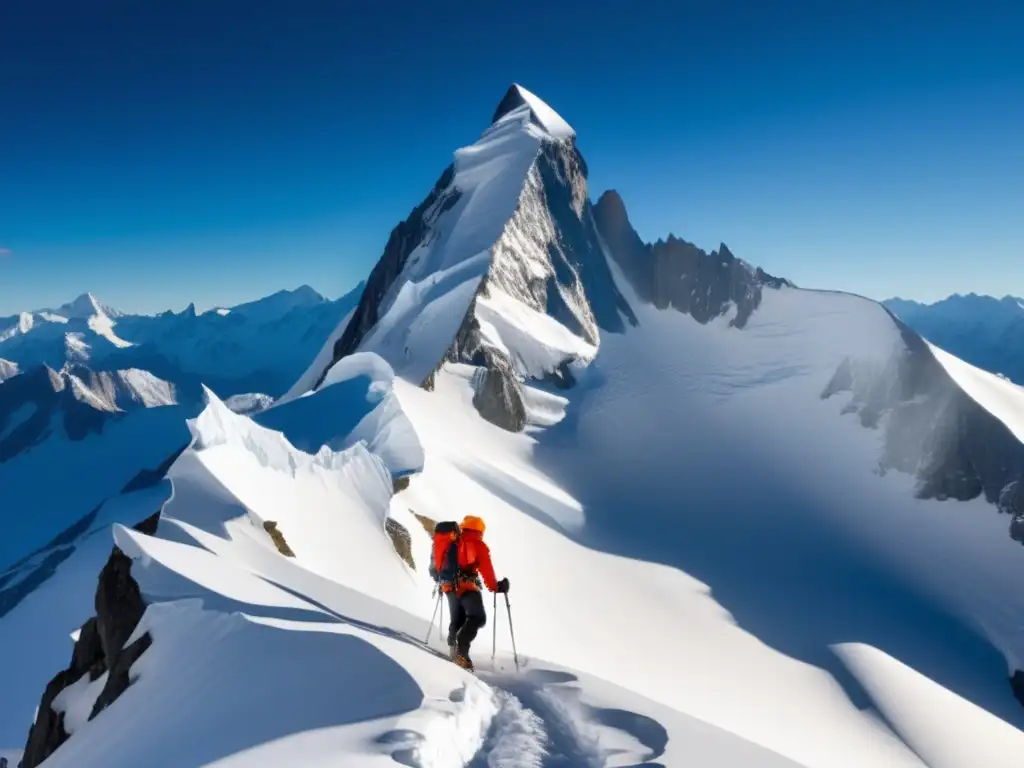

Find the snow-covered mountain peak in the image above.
[
  {"left": 50, "top": 292, "right": 121, "bottom": 321},
  {"left": 490, "top": 83, "right": 575, "bottom": 140},
  {"left": 295, "top": 85, "right": 633, "bottom": 430}
]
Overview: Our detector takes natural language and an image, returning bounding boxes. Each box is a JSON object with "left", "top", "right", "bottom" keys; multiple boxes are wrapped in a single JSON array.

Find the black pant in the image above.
[{"left": 446, "top": 589, "right": 487, "bottom": 657}]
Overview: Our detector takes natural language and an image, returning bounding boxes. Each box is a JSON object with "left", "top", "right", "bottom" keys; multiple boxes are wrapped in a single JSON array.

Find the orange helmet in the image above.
[{"left": 460, "top": 515, "right": 486, "bottom": 534}]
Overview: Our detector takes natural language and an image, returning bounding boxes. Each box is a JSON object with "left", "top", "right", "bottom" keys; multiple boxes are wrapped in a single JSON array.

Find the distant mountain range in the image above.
[
  {"left": 884, "top": 293, "right": 1024, "bottom": 384},
  {"left": 0, "top": 284, "right": 363, "bottom": 400}
]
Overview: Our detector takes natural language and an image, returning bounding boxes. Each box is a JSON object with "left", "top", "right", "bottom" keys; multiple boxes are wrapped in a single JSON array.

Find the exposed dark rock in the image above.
[
  {"left": 264, "top": 520, "right": 296, "bottom": 557},
  {"left": 542, "top": 359, "right": 577, "bottom": 390},
  {"left": 133, "top": 509, "right": 162, "bottom": 536},
  {"left": 823, "top": 313, "right": 1024, "bottom": 543},
  {"left": 22, "top": 618, "right": 107, "bottom": 766},
  {"left": 385, "top": 518, "right": 415, "bottom": 569},
  {"left": 21, "top": 670, "right": 70, "bottom": 767},
  {"left": 1012, "top": 670, "right": 1024, "bottom": 708},
  {"left": 95, "top": 548, "right": 147, "bottom": 671},
  {"left": 411, "top": 511, "right": 436, "bottom": 535},
  {"left": 593, "top": 190, "right": 791, "bottom": 328},
  {"left": 313, "top": 165, "right": 461, "bottom": 390},
  {"left": 70, "top": 617, "right": 106, "bottom": 682},
  {"left": 472, "top": 349, "right": 528, "bottom": 433},
  {"left": 393, "top": 475, "right": 411, "bottom": 494},
  {"left": 490, "top": 84, "right": 549, "bottom": 130},
  {"left": 593, "top": 190, "right": 652, "bottom": 302},
  {"left": 534, "top": 143, "right": 637, "bottom": 336},
  {"left": 90, "top": 632, "right": 152, "bottom": 719}
]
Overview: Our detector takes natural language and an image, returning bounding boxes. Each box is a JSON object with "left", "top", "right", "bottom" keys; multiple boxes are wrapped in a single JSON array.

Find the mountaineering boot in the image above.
[{"left": 454, "top": 653, "right": 474, "bottom": 672}]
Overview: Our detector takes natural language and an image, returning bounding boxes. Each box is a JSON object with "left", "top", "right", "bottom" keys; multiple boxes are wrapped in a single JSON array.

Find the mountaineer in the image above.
[{"left": 432, "top": 515, "right": 509, "bottom": 671}]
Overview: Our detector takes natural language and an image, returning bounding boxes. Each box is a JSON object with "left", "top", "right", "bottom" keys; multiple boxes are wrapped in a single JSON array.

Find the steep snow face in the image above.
[{"left": 307, "top": 86, "right": 634, "bottom": 432}]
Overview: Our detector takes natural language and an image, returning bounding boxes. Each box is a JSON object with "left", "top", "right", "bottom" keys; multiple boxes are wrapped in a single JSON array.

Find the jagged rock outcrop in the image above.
[
  {"left": 385, "top": 518, "right": 415, "bottom": 570},
  {"left": 822, "top": 313, "right": 1024, "bottom": 544},
  {"left": 21, "top": 668, "right": 72, "bottom": 767},
  {"left": 21, "top": 516, "right": 157, "bottom": 767},
  {"left": 594, "top": 190, "right": 791, "bottom": 328}
]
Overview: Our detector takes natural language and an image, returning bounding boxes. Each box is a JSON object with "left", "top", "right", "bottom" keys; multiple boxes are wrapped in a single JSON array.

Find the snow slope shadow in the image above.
[
  {"left": 528, "top": 361, "right": 1024, "bottom": 734},
  {"left": 41, "top": 600, "right": 426, "bottom": 768}
]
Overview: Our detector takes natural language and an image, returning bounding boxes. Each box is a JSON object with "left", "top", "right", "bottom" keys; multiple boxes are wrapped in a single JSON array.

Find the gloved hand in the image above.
[{"left": 496, "top": 577, "right": 510, "bottom": 594}]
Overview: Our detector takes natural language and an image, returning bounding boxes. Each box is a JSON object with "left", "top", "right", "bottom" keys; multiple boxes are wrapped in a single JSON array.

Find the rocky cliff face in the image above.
[{"left": 594, "top": 190, "right": 790, "bottom": 328}]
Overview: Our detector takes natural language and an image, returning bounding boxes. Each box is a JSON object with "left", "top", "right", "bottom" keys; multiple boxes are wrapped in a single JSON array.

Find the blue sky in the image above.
[{"left": 1, "top": 0, "right": 1021, "bottom": 315}]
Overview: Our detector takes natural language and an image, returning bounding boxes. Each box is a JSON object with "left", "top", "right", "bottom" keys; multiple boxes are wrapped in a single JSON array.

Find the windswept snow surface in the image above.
[{"left": 258, "top": 352, "right": 424, "bottom": 478}]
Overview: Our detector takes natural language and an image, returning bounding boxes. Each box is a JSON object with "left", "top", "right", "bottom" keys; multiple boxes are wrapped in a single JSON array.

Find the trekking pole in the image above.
[
  {"left": 492, "top": 591, "right": 497, "bottom": 660},
  {"left": 425, "top": 590, "right": 441, "bottom": 645},
  {"left": 504, "top": 593, "right": 520, "bottom": 671}
]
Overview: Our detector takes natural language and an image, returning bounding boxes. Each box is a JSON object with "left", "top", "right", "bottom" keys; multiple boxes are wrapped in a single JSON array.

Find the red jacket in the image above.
[{"left": 456, "top": 529, "right": 498, "bottom": 595}]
